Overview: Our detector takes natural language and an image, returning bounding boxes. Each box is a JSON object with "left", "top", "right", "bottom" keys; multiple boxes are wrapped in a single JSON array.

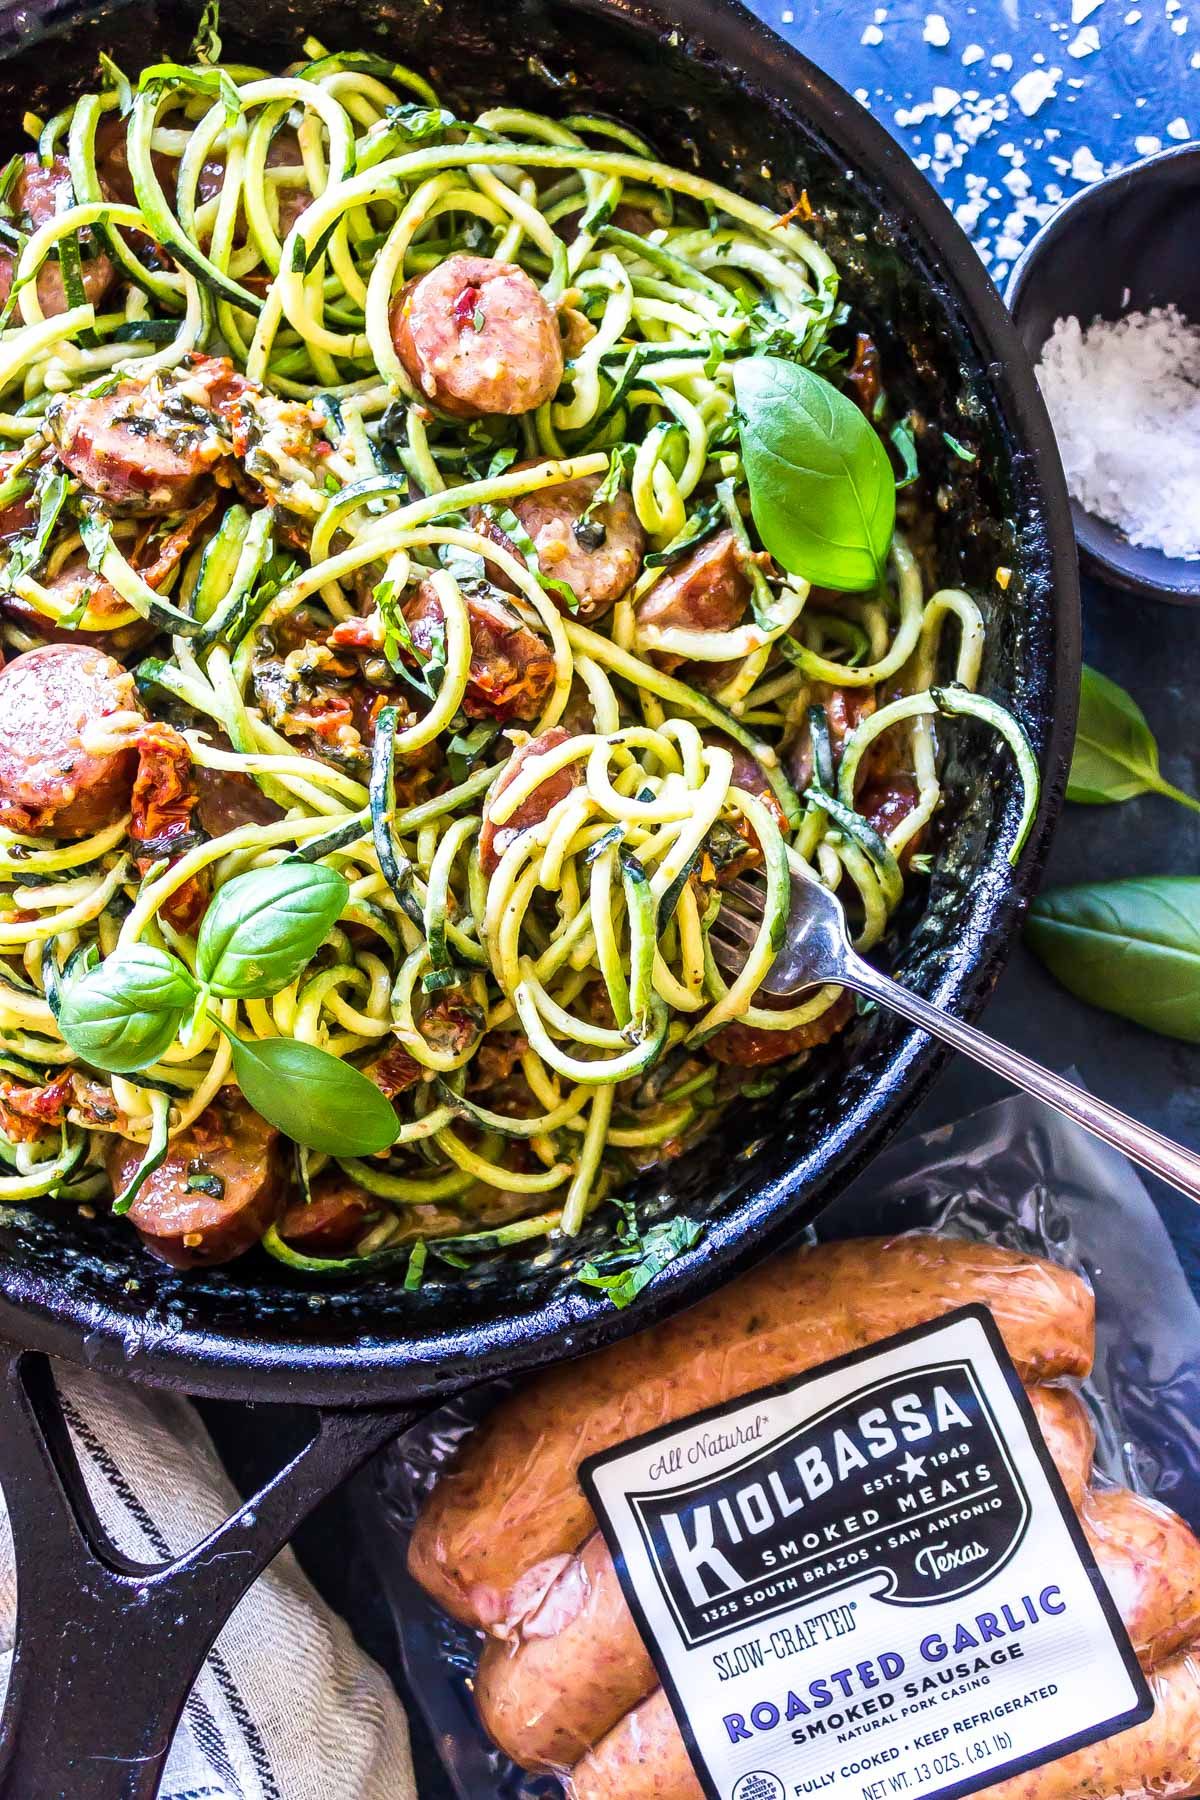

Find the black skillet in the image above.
[{"left": 0, "top": 0, "right": 1080, "bottom": 1793}]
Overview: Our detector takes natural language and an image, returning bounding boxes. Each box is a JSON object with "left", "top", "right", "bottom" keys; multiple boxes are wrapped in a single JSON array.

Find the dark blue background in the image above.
[{"left": 205, "top": 13, "right": 1200, "bottom": 1788}]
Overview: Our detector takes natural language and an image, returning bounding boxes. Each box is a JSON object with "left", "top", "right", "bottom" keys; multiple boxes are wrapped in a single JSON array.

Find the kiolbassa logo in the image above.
[{"left": 625, "top": 1361, "right": 1030, "bottom": 1649}]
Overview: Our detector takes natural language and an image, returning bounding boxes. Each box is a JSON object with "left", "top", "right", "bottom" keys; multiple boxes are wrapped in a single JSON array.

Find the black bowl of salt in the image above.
[{"left": 1006, "top": 143, "right": 1200, "bottom": 603}]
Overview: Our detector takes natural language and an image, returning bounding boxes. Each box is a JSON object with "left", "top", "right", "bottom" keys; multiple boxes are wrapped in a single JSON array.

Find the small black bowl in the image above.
[{"left": 1006, "top": 143, "right": 1200, "bottom": 603}]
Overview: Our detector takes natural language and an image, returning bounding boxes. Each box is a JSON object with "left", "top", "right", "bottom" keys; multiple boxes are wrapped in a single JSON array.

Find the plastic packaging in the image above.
[{"left": 360, "top": 1089, "right": 1200, "bottom": 1799}]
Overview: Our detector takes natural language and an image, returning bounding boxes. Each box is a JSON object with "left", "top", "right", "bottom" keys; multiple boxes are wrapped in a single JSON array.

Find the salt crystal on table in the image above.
[
  {"left": 1037, "top": 307, "right": 1200, "bottom": 559},
  {"left": 1068, "top": 24, "right": 1102, "bottom": 51},
  {"left": 924, "top": 12, "right": 952, "bottom": 42},
  {"left": 1167, "top": 116, "right": 1191, "bottom": 136},
  {"left": 1011, "top": 67, "right": 1062, "bottom": 113}
]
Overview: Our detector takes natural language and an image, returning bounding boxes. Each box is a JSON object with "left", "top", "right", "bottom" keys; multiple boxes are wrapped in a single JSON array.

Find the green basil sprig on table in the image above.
[
  {"left": 733, "top": 355, "right": 896, "bottom": 592},
  {"left": 1069, "top": 666, "right": 1200, "bottom": 812},
  {"left": 57, "top": 861, "right": 400, "bottom": 1156},
  {"left": 1026, "top": 876, "right": 1200, "bottom": 1042}
]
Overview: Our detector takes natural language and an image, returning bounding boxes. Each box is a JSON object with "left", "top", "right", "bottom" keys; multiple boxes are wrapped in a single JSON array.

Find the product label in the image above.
[{"left": 582, "top": 1307, "right": 1151, "bottom": 1800}]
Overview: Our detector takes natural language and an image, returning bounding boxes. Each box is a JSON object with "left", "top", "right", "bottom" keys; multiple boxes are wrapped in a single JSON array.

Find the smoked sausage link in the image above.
[
  {"left": 473, "top": 1386, "right": 1098, "bottom": 1773},
  {"left": 571, "top": 1644, "right": 1200, "bottom": 1800},
  {"left": 569, "top": 1652, "right": 1200, "bottom": 1800},
  {"left": 973, "top": 1646, "right": 1200, "bottom": 1800},
  {"left": 475, "top": 1529, "right": 658, "bottom": 1770},
  {"left": 1026, "top": 1384, "right": 1094, "bottom": 1511},
  {"left": 568, "top": 1689, "right": 700, "bottom": 1800},
  {"left": 0, "top": 644, "right": 140, "bottom": 837},
  {"left": 391, "top": 255, "right": 563, "bottom": 418},
  {"left": 408, "top": 1237, "right": 1094, "bottom": 1631},
  {"left": 108, "top": 1091, "right": 284, "bottom": 1267},
  {"left": 1084, "top": 1488, "right": 1200, "bottom": 1670}
]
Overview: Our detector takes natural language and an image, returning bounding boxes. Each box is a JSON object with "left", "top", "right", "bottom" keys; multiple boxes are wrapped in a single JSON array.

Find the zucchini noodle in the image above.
[{"left": 0, "top": 35, "right": 1037, "bottom": 1281}]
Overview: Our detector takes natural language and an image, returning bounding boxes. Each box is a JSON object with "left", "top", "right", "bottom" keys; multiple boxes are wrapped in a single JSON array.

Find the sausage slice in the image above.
[
  {"left": 635, "top": 529, "right": 750, "bottom": 640},
  {"left": 278, "top": 1172, "right": 378, "bottom": 1256},
  {"left": 473, "top": 471, "right": 645, "bottom": 622},
  {"left": 47, "top": 377, "right": 226, "bottom": 514},
  {"left": 0, "top": 154, "right": 115, "bottom": 317},
  {"left": 479, "top": 726, "right": 581, "bottom": 874},
  {"left": 403, "top": 578, "right": 555, "bottom": 722},
  {"left": 108, "top": 1090, "right": 284, "bottom": 1268},
  {"left": 390, "top": 254, "right": 563, "bottom": 418},
  {"left": 0, "top": 643, "right": 141, "bottom": 837}
]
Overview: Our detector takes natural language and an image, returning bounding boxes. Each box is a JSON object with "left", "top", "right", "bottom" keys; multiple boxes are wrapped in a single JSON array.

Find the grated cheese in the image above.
[{"left": 1035, "top": 305, "right": 1200, "bottom": 560}]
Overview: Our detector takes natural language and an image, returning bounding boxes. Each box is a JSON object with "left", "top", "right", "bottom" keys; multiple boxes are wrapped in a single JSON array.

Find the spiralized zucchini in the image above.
[{"left": 0, "top": 34, "right": 1036, "bottom": 1278}]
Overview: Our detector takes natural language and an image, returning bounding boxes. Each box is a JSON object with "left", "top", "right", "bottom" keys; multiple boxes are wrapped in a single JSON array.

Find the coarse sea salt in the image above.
[{"left": 1036, "top": 306, "right": 1200, "bottom": 559}]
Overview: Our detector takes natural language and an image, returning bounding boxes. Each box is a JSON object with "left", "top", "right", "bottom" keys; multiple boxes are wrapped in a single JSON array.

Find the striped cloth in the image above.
[{"left": 0, "top": 1365, "right": 416, "bottom": 1800}]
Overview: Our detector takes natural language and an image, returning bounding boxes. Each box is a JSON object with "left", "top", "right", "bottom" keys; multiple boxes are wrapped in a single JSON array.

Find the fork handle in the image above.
[{"left": 844, "top": 953, "right": 1200, "bottom": 1205}]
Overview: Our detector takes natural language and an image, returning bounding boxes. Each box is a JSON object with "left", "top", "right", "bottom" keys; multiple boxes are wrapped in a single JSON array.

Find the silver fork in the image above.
[{"left": 711, "top": 864, "right": 1200, "bottom": 1204}]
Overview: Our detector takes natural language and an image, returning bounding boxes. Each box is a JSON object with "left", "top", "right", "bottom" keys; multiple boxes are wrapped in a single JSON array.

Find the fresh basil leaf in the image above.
[
  {"left": 225, "top": 1034, "right": 400, "bottom": 1154},
  {"left": 734, "top": 355, "right": 895, "bottom": 592},
  {"left": 1069, "top": 665, "right": 1200, "bottom": 812},
  {"left": 1026, "top": 876, "right": 1200, "bottom": 1042},
  {"left": 197, "top": 861, "right": 349, "bottom": 999},
  {"left": 58, "top": 946, "right": 196, "bottom": 1074}
]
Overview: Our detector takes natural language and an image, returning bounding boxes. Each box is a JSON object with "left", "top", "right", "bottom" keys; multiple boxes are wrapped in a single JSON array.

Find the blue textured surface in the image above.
[{"left": 767, "top": 0, "right": 1198, "bottom": 288}]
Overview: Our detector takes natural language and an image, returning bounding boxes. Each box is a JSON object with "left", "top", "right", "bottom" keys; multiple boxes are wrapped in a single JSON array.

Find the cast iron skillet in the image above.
[{"left": 0, "top": 0, "right": 1079, "bottom": 1793}]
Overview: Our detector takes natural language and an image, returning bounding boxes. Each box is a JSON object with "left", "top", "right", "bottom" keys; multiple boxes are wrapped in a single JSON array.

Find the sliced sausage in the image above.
[
  {"left": 403, "top": 578, "right": 554, "bottom": 722},
  {"left": 108, "top": 1090, "right": 284, "bottom": 1268},
  {"left": 568, "top": 1689, "right": 699, "bottom": 1800},
  {"left": 1084, "top": 1488, "right": 1200, "bottom": 1669},
  {"left": 635, "top": 530, "right": 750, "bottom": 642},
  {"left": 707, "top": 991, "right": 855, "bottom": 1068},
  {"left": 278, "top": 1172, "right": 379, "bottom": 1256},
  {"left": 0, "top": 644, "right": 141, "bottom": 837},
  {"left": 1027, "top": 1384, "right": 1094, "bottom": 1511},
  {"left": 47, "top": 377, "right": 226, "bottom": 514},
  {"left": 0, "top": 154, "right": 114, "bottom": 317},
  {"left": 972, "top": 1646, "right": 1200, "bottom": 1800},
  {"left": 473, "top": 470, "right": 645, "bottom": 622},
  {"left": 475, "top": 1383, "right": 1098, "bottom": 1773},
  {"left": 479, "top": 726, "right": 581, "bottom": 874},
  {"left": 390, "top": 254, "right": 563, "bottom": 418},
  {"left": 408, "top": 1237, "right": 1094, "bottom": 1630}
]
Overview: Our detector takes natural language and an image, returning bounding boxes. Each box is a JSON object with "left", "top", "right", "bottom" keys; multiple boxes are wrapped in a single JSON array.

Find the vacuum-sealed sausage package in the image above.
[{"left": 359, "top": 1090, "right": 1200, "bottom": 1800}]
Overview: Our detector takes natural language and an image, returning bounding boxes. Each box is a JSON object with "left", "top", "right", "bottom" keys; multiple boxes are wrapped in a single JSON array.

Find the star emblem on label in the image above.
[{"left": 898, "top": 1450, "right": 928, "bottom": 1483}]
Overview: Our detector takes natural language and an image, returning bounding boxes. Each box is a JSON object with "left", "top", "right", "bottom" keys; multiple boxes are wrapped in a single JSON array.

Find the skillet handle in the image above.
[{"left": 0, "top": 1346, "right": 425, "bottom": 1800}]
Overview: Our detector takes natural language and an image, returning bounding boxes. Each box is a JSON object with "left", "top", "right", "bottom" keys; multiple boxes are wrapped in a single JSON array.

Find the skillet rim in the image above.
[{"left": 0, "top": 0, "right": 1081, "bottom": 1405}]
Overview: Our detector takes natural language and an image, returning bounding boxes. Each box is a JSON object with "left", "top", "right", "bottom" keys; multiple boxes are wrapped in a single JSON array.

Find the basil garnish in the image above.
[
  {"left": 57, "top": 862, "right": 399, "bottom": 1157},
  {"left": 223, "top": 1033, "right": 400, "bottom": 1157},
  {"left": 734, "top": 355, "right": 895, "bottom": 592},
  {"left": 197, "top": 861, "right": 349, "bottom": 998},
  {"left": 58, "top": 945, "right": 196, "bottom": 1074}
]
